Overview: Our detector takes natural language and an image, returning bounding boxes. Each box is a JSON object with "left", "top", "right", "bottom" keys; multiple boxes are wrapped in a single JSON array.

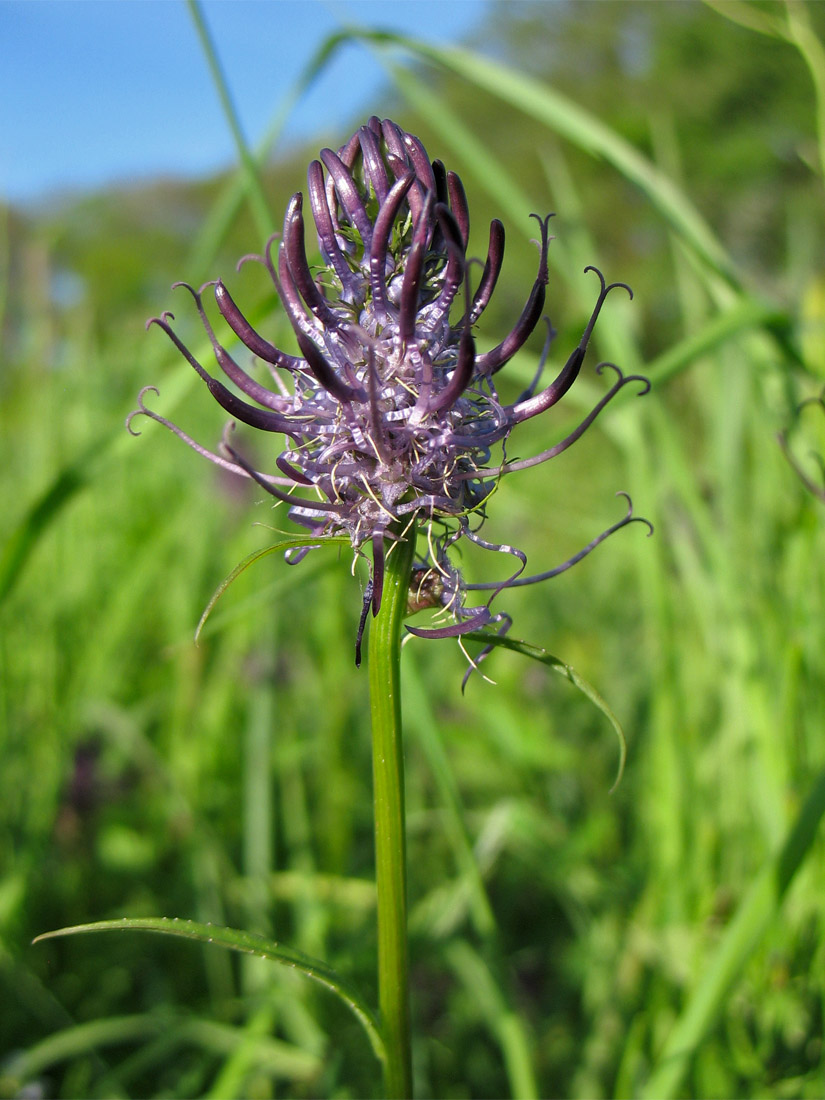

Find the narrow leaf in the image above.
[
  {"left": 446, "top": 941, "right": 539, "bottom": 1100},
  {"left": 645, "top": 298, "right": 797, "bottom": 388},
  {"left": 463, "top": 631, "right": 627, "bottom": 791},
  {"left": 194, "top": 535, "right": 349, "bottom": 642},
  {"left": 186, "top": 0, "right": 276, "bottom": 239},
  {"left": 642, "top": 765, "right": 825, "bottom": 1098},
  {"left": 0, "top": 438, "right": 104, "bottom": 605},
  {"left": 33, "top": 917, "right": 385, "bottom": 1065},
  {"left": 320, "top": 28, "right": 740, "bottom": 287},
  {"left": 4, "top": 1012, "right": 319, "bottom": 1087}
]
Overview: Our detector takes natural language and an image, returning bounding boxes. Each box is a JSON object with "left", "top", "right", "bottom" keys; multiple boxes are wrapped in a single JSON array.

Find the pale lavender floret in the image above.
[{"left": 129, "top": 117, "right": 651, "bottom": 664}]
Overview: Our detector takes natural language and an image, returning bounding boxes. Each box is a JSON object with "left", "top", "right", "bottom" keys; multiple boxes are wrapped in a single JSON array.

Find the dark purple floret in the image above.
[{"left": 127, "top": 117, "right": 651, "bottom": 665}]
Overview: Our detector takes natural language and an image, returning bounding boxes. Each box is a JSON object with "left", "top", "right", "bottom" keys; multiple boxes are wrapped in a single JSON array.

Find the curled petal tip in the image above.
[
  {"left": 145, "top": 311, "right": 174, "bottom": 331},
  {"left": 614, "top": 491, "right": 654, "bottom": 537},
  {"left": 236, "top": 253, "right": 262, "bottom": 272},
  {"left": 171, "top": 280, "right": 199, "bottom": 299},
  {"left": 594, "top": 363, "right": 650, "bottom": 396},
  {"left": 125, "top": 385, "right": 161, "bottom": 436},
  {"left": 584, "top": 264, "right": 634, "bottom": 301},
  {"left": 237, "top": 232, "right": 281, "bottom": 272}
]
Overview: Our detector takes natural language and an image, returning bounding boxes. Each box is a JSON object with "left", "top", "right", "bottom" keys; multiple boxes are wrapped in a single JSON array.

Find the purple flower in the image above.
[{"left": 128, "top": 117, "right": 650, "bottom": 665}]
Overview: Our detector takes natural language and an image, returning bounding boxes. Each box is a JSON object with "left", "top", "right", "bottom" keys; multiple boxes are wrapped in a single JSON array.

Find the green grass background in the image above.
[{"left": 3, "top": 2, "right": 825, "bottom": 1096}]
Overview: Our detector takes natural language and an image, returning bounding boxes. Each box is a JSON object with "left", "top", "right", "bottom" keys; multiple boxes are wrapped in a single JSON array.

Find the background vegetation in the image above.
[{"left": 3, "top": 1, "right": 825, "bottom": 1096}]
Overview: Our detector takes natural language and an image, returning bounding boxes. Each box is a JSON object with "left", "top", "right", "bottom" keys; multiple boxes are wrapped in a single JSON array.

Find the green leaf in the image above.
[
  {"left": 445, "top": 941, "right": 539, "bottom": 1100},
  {"left": 0, "top": 436, "right": 106, "bottom": 605},
  {"left": 194, "top": 536, "right": 350, "bottom": 643},
  {"left": 320, "top": 28, "right": 740, "bottom": 288},
  {"left": 644, "top": 298, "right": 798, "bottom": 388},
  {"left": 463, "top": 631, "right": 627, "bottom": 791},
  {"left": 3, "top": 1012, "right": 320, "bottom": 1089},
  {"left": 186, "top": 0, "right": 276, "bottom": 240},
  {"left": 33, "top": 917, "right": 385, "bottom": 1066},
  {"left": 642, "top": 764, "right": 825, "bottom": 1098}
]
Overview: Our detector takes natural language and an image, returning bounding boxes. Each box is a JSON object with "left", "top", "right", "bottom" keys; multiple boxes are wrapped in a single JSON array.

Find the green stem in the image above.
[{"left": 368, "top": 525, "right": 416, "bottom": 1099}]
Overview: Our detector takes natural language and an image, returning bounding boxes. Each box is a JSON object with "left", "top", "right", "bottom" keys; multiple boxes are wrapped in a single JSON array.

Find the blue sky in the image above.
[{"left": 1, "top": 0, "right": 489, "bottom": 205}]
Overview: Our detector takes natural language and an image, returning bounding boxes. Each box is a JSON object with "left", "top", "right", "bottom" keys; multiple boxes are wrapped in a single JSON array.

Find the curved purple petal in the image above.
[
  {"left": 214, "top": 280, "right": 305, "bottom": 373},
  {"left": 369, "top": 171, "right": 415, "bottom": 321},
  {"left": 320, "top": 147, "right": 373, "bottom": 248},
  {"left": 470, "top": 220, "right": 505, "bottom": 323},
  {"left": 475, "top": 214, "right": 552, "bottom": 375},
  {"left": 283, "top": 192, "right": 340, "bottom": 327},
  {"left": 358, "top": 124, "right": 390, "bottom": 204},
  {"left": 406, "top": 606, "right": 492, "bottom": 639}
]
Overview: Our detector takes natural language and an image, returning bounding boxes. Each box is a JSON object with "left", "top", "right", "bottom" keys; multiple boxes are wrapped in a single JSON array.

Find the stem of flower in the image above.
[{"left": 368, "top": 523, "right": 416, "bottom": 1099}]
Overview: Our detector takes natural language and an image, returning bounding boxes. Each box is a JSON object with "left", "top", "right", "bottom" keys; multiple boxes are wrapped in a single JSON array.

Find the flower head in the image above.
[{"left": 128, "top": 117, "right": 650, "bottom": 665}]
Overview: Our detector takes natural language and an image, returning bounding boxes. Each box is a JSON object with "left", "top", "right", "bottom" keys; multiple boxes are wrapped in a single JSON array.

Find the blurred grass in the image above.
[{"left": 2, "top": 1, "right": 825, "bottom": 1097}]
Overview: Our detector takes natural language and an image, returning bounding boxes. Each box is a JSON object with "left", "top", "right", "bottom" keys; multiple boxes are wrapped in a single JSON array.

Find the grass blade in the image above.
[
  {"left": 445, "top": 940, "right": 538, "bottom": 1100},
  {"left": 4, "top": 1013, "right": 320, "bottom": 1091},
  {"left": 186, "top": 0, "right": 276, "bottom": 239},
  {"left": 321, "top": 28, "right": 740, "bottom": 287},
  {"left": 642, "top": 765, "right": 825, "bottom": 1098},
  {"left": 644, "top": 298, "right": 797, "bottom": 388},
  {"left": 33, "top": 917, "right": 385, "bottom": 1066},
  {"left": 0, "top": 438, "right": 102, "bottom": 605}
]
